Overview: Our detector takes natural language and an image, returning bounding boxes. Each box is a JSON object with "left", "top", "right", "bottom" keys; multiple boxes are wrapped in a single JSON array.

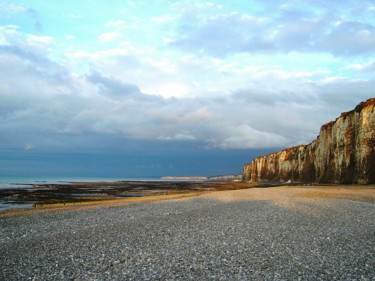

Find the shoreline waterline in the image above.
[
  {"left": 0, "top": 180, "right": 259, "bottom": 214},
  {"left": 1, "top": 182, "right": 374, "bottom": 219},
  {"left": 0, "top": 176, "right": 166, "bottom": 189}
]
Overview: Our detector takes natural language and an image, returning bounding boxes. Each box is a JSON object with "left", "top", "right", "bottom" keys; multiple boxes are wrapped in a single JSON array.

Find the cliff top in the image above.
[
  {"left": 251, "top": 144, "right": 306, "bottom": 161},
  {"left": 251, "top": 98, "right": 375, "bottom": 162},
  {"left": 322, "top": 98, "right": 375, "bottom": 130}
]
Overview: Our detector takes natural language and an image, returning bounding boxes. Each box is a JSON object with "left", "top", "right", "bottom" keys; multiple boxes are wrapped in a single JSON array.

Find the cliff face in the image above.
[{"left": 243, "top": 98, "right": 375, "bottom": 184}]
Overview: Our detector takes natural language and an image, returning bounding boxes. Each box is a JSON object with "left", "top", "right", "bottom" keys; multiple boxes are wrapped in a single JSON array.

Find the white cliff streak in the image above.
[{"left": 243, "top": 98, "right": 375, "bottom": 184}]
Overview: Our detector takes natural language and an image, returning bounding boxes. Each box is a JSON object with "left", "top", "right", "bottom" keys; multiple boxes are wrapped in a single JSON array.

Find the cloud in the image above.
[
  {"left": 87, "top": 71, "right": 141, "bottom": 97},
  {"left": 169, "top": 13, "right": 271, "bottom": 56},
  {"left": 0, "top": 43, "right": 72, "bottom": 99},
  {"left": 149, "top": 82, "right": 189, "bottom": 98},
  {"left": 106, "top": 20, "right": 126, "bottom": 27},
  {"left": 0, "top": 2, "right": 26, "bottom": 17},
  {"left": 24, "top": 143, "right": 34, "bottom": 150},
  {"left": 0, "top": 25, "right": 53, "bottom": 55},
  {"left": 315, "top": 78, "right": 375, "bottom": 110},
  {"left": 1, "top": 2, "right": 374, "bottom": 157},
  {"left": 168, "top": 2, "right": 375, "bottom": 57},
  {"left": 1, "top": 56, "right": 372, "bottom": 153},
  {"left": 98, "top": 31, "right": 122, "bottom": 43},
  {"left": 210, "top": 124, "right": 289, "bottom": 149},
  {"left": 151, "top": 15, "right": 176, "bottom": 24},
  {"left": 159, "top": 133, "right": 196, "bottom": 141},
  {"left": 349, "top": 61, "right": 375, "bottom": 72},
  {"left": 317, "top": 21, "right": 375, "bottom": 55},
  {"left": 26, "top": 34, "right": 53, "bottom": 46}
]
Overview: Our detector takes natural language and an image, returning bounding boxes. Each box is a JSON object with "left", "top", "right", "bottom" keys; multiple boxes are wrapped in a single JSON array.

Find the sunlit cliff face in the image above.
[{"left": 243, "top": 98, "right": 375, "bottom": 184}]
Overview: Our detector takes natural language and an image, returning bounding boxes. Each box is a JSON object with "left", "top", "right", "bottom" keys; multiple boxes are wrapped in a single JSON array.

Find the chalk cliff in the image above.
[{"left": 243, "top": 98, "right": 375, "bottom": 184}]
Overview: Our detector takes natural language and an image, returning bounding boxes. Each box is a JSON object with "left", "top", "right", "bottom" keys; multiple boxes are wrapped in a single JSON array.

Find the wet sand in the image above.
[{"left": 201, "top": 185, "right": 375, "bottom": 203}]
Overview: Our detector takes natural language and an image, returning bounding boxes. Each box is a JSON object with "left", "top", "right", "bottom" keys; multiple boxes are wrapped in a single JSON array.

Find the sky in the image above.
[{"left": 0, "top": 0, "right": 375, "bottom": 179}]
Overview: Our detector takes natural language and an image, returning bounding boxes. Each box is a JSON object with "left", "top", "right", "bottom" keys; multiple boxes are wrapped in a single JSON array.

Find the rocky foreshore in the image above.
[{"left": 0, "top": 180, "right": 257, "bottom": 213}]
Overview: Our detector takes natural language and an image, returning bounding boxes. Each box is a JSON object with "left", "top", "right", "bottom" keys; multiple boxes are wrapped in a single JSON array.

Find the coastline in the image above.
[
  {"left": 0, "top": 191, "right": 204, "bottom": 219},
  {"left": 1, "top": 182, "right": 374, "bottom": 219},
  {"left": 0, "top": 181, "right": 261, "bottom": 219}
]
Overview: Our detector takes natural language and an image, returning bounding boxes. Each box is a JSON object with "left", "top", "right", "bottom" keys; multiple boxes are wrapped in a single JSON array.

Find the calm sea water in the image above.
[{"left": 0, "top": 176, "right": 161, "bottom": 189}]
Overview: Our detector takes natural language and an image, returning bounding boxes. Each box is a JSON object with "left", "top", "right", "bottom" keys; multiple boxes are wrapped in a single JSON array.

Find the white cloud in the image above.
[
  {"left": 145, "top": 58, "right": 177, "bottom": 74},
  {"left": 0, "top": 25, "right": 19, "bottom": 44},
  {"left": 106, "top": 20, "right": 126, "bottom": 27},
  {"left": 26, "top": 34, "right": 53, "bottom": 46},
  {"left": 0, "top": 2, "right": 26, "bottom": 17},
  {"left": 151, "top": 15, "right": 176, "bottom": 24},
  {"left": 349, "top": 61, "right": 375, "bottom": 72},
  {"left": 146, "top": 82, "right": 189, "bottom": 98},
  {"left": 98, "top": 32, "right": 122, "bottom": 43},
  {"left": 159, "top": 133, "right": 196, "bottom": 141},
  {"left": 212, "top": 124, "right": 289, "bottom": 149}
]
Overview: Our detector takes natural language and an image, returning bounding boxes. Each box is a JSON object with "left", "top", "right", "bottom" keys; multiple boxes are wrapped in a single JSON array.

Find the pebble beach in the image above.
[{"left": 1, "top": 186, "right": 374, "bottom": 280}]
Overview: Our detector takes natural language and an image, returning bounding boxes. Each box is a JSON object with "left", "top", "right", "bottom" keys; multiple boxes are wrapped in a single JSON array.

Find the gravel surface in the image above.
[{"left": 1, "top": 188, "right": 374, "bottom": 280}]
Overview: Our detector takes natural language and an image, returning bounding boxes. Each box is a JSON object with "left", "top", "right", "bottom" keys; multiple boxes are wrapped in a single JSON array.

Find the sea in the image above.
[
  {"left": 0, "top": 176, "right": 162, "bottom": 189},
  {"left": 0, "top": 176, "right": 163, "bottom": 211}
]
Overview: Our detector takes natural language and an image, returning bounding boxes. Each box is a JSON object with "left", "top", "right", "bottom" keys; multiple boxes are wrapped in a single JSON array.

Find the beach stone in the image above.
[{"left": 0, "top": 188, "right": 374, "bottom": 280}]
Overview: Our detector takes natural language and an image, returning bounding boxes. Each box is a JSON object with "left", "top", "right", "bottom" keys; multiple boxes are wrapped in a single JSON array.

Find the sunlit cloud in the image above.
[{"left": 98, "top": 32, "right": 122, "bottom": 43}]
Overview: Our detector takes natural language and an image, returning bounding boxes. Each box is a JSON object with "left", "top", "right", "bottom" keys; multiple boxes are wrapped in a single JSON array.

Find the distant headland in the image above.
[{"left": 161, "top": 174, "right": 242, "bottom": 181}]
